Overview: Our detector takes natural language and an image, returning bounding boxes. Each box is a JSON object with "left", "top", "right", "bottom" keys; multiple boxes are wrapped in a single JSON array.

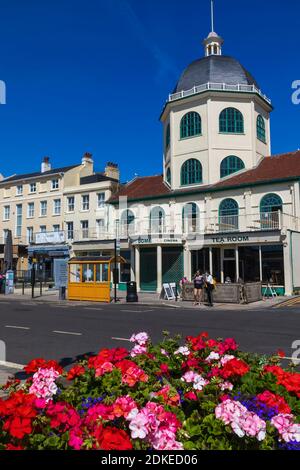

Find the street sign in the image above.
[{"left": 54, "top": 259, "right": 68, "bottom": 288}]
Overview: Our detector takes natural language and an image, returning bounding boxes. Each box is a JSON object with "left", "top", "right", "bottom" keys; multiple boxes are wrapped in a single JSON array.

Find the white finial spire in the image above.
[
  {"left": 211, "top": 0, "right": 214, "bottom": 32},
  {"left": 203, "top": 0, "right": 223, "bottom": 57}
]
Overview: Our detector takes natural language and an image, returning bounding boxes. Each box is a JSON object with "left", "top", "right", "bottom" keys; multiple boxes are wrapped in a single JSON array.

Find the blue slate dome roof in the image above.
[{"left": 174, "top": 55, "right": 260, "bottom": 93}]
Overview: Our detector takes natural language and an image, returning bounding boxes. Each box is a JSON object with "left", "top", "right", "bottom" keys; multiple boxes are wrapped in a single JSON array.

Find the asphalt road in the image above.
[{"left": 0, "top": 299, "right": 300, "bottom": 367}]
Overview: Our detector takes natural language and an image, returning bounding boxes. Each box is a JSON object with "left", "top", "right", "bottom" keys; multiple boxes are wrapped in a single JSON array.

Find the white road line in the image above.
[
  {"left": 83, "top": 307, "right": 103, "bottom": 311},
  {"left": 5, "top": 325, "right": 30, "bottom": 330},
  {"left": 0, "top": 360, "right": 25, "bottom": 369},
  {"left": 120, "top": 309, "right": 154, "bottom": 313},
  {"left": 53, "top": 330, "right": 82, "bottom": 336},
  {"left": 111, "top": 337, "right": 131, "bottom": 342}
]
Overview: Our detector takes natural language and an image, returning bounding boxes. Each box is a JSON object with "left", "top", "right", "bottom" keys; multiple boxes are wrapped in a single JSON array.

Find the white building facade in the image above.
[{"left": 108, "top": 27, "right": 300, "bottom": 296}]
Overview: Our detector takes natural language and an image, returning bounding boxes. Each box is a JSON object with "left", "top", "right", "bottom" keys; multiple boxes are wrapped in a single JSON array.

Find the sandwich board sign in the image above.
[{"left": 162, "top": 283, "right": 175, "bottom": 300}]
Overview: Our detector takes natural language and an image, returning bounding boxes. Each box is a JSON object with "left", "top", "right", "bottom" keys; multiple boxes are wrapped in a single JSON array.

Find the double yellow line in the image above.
[{"left": 274, "top": 297, "right": 300, "bottom": 309}]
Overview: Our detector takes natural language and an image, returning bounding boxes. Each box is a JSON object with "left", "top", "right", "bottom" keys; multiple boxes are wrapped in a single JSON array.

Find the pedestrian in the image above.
[
  {"left": 205, "top": 272, "right": 214, "bottom": 307},
  {"left": 193, "top": 271, "right": 204, "bottom": 306}
]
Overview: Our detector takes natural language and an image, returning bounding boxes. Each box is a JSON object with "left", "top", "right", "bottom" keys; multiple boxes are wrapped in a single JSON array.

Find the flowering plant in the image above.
[{"left": 1, "top": 331, "right": 300, "bottom": 450}]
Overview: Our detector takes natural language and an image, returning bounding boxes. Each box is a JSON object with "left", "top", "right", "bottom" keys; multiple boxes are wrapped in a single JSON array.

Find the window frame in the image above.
[
  {"left": 220, "top": 156, "right": 245, "bottom": 178},
  {"left": 219, "top": 108, "right": 244, "bottom": 134},
  {"left": 53, "top": 199, "right": 61, "bottom": 215},
  {"left": 180, "top": 112, "right": 202, "bottom": 139},
  {"left": 3, "top": 205, "right": 10, "bottom": 221},
  {"left": 29, "top": 182, "right": 37, "bottom": 194},
  {"left": 51, "top": 179, "right": 59, "bottom": 190},
  {"left": 257, "top": 115, "right": 266, "bottom": 143},
  {"left": 181, "top": 159, "right": 203, "bottom": 186},
  {"left": 27, "top": 202, "right": 35, "bottom": 218},
  {"left": 81, "top": 194, "right": 90, "bottom": 211}
]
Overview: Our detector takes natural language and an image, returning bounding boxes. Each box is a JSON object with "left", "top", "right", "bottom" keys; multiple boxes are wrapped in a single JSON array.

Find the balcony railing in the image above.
[
  {"left": 26, "top": 212, "right": 298, "bottom": 246},
  {"left": 168, "top": 82, "right": 272, "bottom": 105}
]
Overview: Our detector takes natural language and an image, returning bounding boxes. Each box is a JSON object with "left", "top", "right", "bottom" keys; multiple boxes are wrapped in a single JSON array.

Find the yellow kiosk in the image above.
[{"left": 68, "top": 257, "right": 124, "bottom": 303}]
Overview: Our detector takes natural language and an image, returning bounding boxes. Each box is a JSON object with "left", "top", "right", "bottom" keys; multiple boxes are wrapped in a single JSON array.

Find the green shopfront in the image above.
[{"left": 134, "top": 240, "right": 184, "bottom": 292}]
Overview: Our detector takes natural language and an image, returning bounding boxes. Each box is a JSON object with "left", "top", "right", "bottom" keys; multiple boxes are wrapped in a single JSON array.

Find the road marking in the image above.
[
  {"left": 5, "top": 325, "right": 30, "bottom": 330},
  {"left": 120, "top": 309, "right": 154, "bottom": 313},
  {"left": 111, "top": 337, "right": 131, "bottom": 342},
  {"left": 53, "top": 330, "right": 82, "bottom": 336},
  {"left": 83, "top": 307, "right": 103, "bottom": 311}
]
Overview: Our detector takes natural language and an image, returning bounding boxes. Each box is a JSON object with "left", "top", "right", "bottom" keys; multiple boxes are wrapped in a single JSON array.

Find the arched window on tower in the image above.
[
  {"left": 260, "top": 194, "right": 282, "bottom": 229},
  {"left": 180, "top": 112, "right": 201, "bottom": 139},
  {"left": 166, "top": 168, "right": 171, "bottom": 186},
  {"left": 220, "top": 156, "right": 245, "bottom": 178},
  {"left": 219, "top": 199, "right": 239, "bottom": 232},
  {"left": 181, "top": 159, "right": 202, "bottom": 186},
  {"left": 257, "top": 115, "right": 266, "bottom": 143},
  {"left": 219, "top": 108, "right": 244, "bottom": 134},
  {"left": 166, "top": 124, "right": 170, "bottom": 150}
]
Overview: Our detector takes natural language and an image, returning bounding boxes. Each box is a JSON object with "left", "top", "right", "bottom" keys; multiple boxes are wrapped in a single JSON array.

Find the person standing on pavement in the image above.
[
  {"left": 193, "top": 271, "right": 204, "bottom": 306},
  {"left": 205, "top": 272, "right": 214, "bottom": 307}
]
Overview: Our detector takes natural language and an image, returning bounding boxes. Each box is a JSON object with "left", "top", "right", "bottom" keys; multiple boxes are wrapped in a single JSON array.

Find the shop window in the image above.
[
  {"left": 238, "top": 247, "right": 260, "bottom": 283},
  {"left": 261, "top": 245, "right": 284, "bottom": 286},
  {"left": 70, "top": 264, "right": 81, "bottom": 283},
  {"left": 82, "top": 264, "right": 94, "bottom": 283},
  {"left": 96, "top": 263, "right": 109, "bottom": 283},
  {"left": 120, "top": 250, "right": 131, "bottom": 283}
]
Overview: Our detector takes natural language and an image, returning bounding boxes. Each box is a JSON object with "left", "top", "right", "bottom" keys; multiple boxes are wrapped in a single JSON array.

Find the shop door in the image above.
[
  {"left": 223, "top": 249, "right": 236, "bottom": 283},
  {"left": 140, "top": 248, "right": 157, "bottom": 291},
  {"left": 162, "top": 247, "right": 183, "bottom": 285}
]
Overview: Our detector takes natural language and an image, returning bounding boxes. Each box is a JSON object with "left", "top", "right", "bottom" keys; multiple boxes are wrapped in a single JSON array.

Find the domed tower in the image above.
[{"left": 161, "top": 2, "right": 273, "bottom": 190}]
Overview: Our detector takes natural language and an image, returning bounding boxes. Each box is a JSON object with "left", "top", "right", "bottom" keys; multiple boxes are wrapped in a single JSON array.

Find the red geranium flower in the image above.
[
  {"left": 257, "top": 390, "right": 291, "bottom": 414},
  {"left": 67, "top": 365, "right": 85, "bottom": 381},
  {"left": 24, "top": 358, "right": 63, "bottom": 374},
  {"left": 6, "top": 444, "right": 24, "bottom": 450},
  {"left": 221, "top": 358, "right": 250, "bottom": 379},
  {"left": 96, "top": 426, "right": 132, "bottom": 450},
  {"left": 3, "top": 416, "right": 32, "bottom": 439}
]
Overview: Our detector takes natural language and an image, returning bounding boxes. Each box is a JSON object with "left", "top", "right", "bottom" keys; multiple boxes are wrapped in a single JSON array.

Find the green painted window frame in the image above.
[
  {"left": 166, "top": 167, "right": 171, "bottom": 185},
  {"left": 257, "top": 115, "right": 266, "bottom": 143},
  {"left": 260, "top": 194, "right": 283, "bottom": 213},
  {"left": 181, "top": 159, "right": 203, "bottom": 186},
  {"left": 219, "top": 108, "right": 244, "bottom": 134},
  {"left": 166, "top": 124, "right": 170, "bottom": 150},
  {"left": 220, "top": 156, "right": 245, "bottom": 178},
  {"left": 180, "top": 112, "right": 201, "bottom": 139},
  {"left": 219, "top": 198, "right": 239, "bottom": 231}
]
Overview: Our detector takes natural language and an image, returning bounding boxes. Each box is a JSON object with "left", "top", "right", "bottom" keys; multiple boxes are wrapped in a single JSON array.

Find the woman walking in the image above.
[{"left": 193, "top": 271, "right": 204, "bottom": 306}]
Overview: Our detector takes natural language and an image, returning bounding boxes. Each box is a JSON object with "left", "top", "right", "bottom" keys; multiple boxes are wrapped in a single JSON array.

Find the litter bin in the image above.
[{"left": 126, "top": 281, "right": 138, "bottom": 303}]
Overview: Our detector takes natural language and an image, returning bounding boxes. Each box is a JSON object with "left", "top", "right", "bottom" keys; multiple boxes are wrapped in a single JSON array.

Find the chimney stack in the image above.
[
  {"left": 82, "top": 152, "right": 93, "bottom": 165},
  {"left": 41, "top": 157, "right": 51, "bottom": 173},
  {"left": 105, "top": 162, "right": 119, "bottom": 181}
]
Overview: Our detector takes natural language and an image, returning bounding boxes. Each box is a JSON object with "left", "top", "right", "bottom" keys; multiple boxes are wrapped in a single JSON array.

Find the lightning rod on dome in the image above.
[{"left": 211, "top": 0, "right": 214, "bottom": 32}]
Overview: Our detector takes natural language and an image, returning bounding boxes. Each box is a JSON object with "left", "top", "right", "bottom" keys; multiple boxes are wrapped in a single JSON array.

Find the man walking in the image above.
[{"left": 205, "top": 272, "right": 214, "bottom": 307}]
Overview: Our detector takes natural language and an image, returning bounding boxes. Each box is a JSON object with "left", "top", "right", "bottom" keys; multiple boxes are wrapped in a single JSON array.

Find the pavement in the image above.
[
  {"left": 0, "top": 291, "right": 299, "bottom": 388},
  {"left": 1, "top": 286, "right": 293, "bottom": 310}
]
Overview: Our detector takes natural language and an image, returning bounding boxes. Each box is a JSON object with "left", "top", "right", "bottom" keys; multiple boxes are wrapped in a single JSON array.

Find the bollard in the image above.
[
  {"left": 59, "top": 286, "right": 66, "bottom": 301},
  {"left": 40, "top": 281, "right": 42, "bottom": 297},
  {"left": 22, "top": 280, "right": 25, "bottom": 296}
]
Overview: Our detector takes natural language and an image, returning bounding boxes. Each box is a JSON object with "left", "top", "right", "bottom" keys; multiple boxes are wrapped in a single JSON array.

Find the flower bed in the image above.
[{"left": 1, "top": 331, "right": 300, "bottom": 450}]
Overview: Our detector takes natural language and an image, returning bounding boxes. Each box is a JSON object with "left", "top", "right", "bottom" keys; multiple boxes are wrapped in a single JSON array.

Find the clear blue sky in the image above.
[{"left": 0, "top": 0, "right": 299, "bottom": 182}]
